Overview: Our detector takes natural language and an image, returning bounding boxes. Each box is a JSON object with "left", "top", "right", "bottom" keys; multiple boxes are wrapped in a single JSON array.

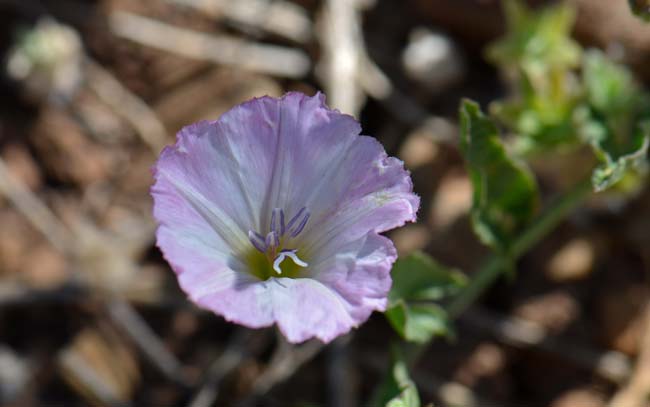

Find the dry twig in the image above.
[
  {"left": 188, "top": 330, "right": 251, "bottom": 407},
  {"left": 0, "top": 155, "right": 185, "bottom": 388},
  {"left": 318, "top": 0, "right": 456, "bottom": 143},
  {"left": 247, "top": 334, "right": 324, "bottom": 398},
  {"left": 109, "top": 11, "right": 310, "bottom": 79},
  {"left": 0, "top": 158, "right": 72, "bottom": 253},
  {"left": 164, "top": 0, "right": 312, "bottom": 43},
  {"left": 85, "top": 59, "right": 168, "bottom": 154},
  {"left": 319, "top": 0, "right": 364, "bottom": 116},
  {"left": 107, "top": 299, "right": 188, "bottom": 386},
  {"left": 59, "top": 349, "right": 129, "bottom": 407}
]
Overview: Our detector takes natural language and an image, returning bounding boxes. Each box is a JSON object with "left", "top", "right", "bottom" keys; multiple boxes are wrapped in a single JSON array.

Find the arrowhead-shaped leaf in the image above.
[{"left": 459, "top": 100, "right": 539, "bottom": 252}]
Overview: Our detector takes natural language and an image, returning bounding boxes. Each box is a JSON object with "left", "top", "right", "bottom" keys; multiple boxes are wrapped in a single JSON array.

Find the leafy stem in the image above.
[{"left": 446, "top": 176, "right": 594, "bottom": 319}]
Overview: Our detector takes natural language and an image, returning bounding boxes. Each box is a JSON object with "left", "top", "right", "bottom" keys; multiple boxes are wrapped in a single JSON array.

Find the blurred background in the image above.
[{"left": 0, "top": 0, "right": 649, "bottom": 406}]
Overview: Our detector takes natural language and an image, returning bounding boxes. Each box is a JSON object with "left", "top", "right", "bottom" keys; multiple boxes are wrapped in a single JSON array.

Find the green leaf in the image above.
[
  {"left": 490, "top": 68, "right": 581, "bottom": 152},
  {"left": 487, "top": 0, "right": 581, "bottom": 77},
  {"left": 372, "top": 345, "right": 421, "bottom": 407},
  {"left": 386, "top": 302, "right": 450, "bottom": 344},
  {"left": 583, "top": 50, "right": 641, "bottom": 119},
  {"left": 389, "top": 252, "right": 466, "bottom": 303},
  {"left": 386, "top": 252, "right": 465, "bottom": 343},
  {"left": 629, "top": 0, "right": 650, "bottom": 21},
  {"left": 578, "top": 50, "right": 650, "bottom": 191},
  {"left": 591, "top": 125, "right": 649, "bottom": 192},
  {"left": 459, "top": 99, "right": 539, "bottom": 252},
  {"left": 486, "top": 0, "right": 583, "bottom": 153}
]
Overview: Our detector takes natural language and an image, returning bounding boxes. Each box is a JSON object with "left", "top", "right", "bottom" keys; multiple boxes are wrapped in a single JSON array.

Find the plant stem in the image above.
[{"left": 446, "top": 177, "right": 594, "bottom": 319}]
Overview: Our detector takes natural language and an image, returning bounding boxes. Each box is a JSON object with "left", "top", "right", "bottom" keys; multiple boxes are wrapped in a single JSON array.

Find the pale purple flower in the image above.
[{"left": 151, "top": 92, "right": 419, "bottom": 343}]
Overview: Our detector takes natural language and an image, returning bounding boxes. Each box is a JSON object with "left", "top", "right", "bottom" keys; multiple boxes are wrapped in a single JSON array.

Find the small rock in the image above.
[
  {"left": 513, "top": 290, "right": 580, "bottom": 334},
  {"left": 438, "top": 381, "right": 477, "bottom": 407},
  {"left": 58, "top": 326, "right": 140, "bottom": 405},
  {"left": 0, "top": 345, "right": 30, "bottom": 403},
  {"left": 431, "top": 170, "right": 472, "bottom": 229},
  {"left": 399, "top": 131, "right": 439, "bottom": 170},
  {"left": 402, "top": 28, "right": 465, "bottom": 92},
  {"left": 546, "top": 238, "right": 596, "bottom": 282},
  {"left": 454, "top": 342, "right": 507, "bottom": 387},
  {"left": 550, "top": 387, "right": 605, "bottom": 407}
]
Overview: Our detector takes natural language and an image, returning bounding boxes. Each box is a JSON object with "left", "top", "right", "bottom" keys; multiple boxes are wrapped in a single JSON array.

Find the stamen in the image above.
[
  {"left": 280, "top": 210, "right": 285, "bottom": 235},
  {"left": 286, "top": 207, "right": 306, "bottom": 231},
  {"left": 271, "top": 208, "right": 285, "bottom": 236},
  {"left": 265, "top": 231, "right": 279, "bottom": 249},
  {"left": 272, "top": 249, "right": 308, "bottom": 274},
  {"left": 289, "top": 211, "right": 310, "bottom": 237},
  {"left": 248, "top": 230, "right": 267, "bottom": 253},
  {"left": 249, "top": 208, "right": 310, "bottom": 273}
]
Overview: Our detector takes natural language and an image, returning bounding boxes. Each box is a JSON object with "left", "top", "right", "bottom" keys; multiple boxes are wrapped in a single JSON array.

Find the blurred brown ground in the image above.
[{"left": 0, "top": 0, "right": 648, "bottom": 406}]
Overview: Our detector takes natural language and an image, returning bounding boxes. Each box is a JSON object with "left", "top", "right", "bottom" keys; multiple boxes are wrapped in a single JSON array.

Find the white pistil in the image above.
[{"left": 272, "top": 250, "right": 308, "bottom": 274}]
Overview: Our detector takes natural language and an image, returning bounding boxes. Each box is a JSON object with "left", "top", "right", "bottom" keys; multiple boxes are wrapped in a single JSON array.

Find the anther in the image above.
[
  {"left": 287, "top": 207, "right": 310, "bottom": 237},
  {"left": 248, "top": 230, "right": 267, "bottom": 253},
  {"left": 265, "top": 231, "right": 279, "bottom": 250},
  {"left": 286, "top": 207, "right": 305, "bottom": 231},
  {"left": 271, "top": 208, "right": 285, "bottom": 236},
  {"left": 290, "top": 211, "right": 310, "bottom": 237}
]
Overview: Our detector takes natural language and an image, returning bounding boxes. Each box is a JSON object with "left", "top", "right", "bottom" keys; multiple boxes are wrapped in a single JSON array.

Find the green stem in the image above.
[{"left": 446, "top": 177, "right": 593, "bottom": 319}]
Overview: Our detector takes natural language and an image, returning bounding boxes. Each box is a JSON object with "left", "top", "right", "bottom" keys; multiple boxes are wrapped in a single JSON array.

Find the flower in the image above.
[{"left": 151, "top": 92, "right": 419, "bottom": 343}]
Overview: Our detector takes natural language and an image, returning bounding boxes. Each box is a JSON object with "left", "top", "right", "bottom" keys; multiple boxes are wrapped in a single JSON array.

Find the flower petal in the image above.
[
  {"left": 180, "top": 268, "right": 275, "bottom": 329},
  {"left": 194, "top": 233, "right": 397, "bottom": 344},
  {"left": 300, "top": 135, "right": 419, "bottom": 259},
  {"left": 153, "top": 149, "right": 250, "bottom": 254},
  {"left": 187, "top": 275, "right": 356, "bottom": 343},
  {"left": 151, "top": 91, "right": 419, "bottom": 344},
  {"left": 255, "top": 92, "right": 363, "bottom": 228},
  {"left": 269, "top": 278, "right": 357, "bottom": 343},
  {"left": 311, "top": 232, "right": 397, "bottom": 322}
]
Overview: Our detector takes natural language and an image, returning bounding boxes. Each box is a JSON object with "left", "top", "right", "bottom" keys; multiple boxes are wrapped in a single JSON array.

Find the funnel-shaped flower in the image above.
[{"left": 152, "top": 92, "right": 419, "bottom": 343}]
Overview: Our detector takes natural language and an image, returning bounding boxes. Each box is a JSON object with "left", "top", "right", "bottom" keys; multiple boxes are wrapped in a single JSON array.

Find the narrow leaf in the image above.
[{"left": 459, "top": 99, "right": 539, "bottom": 252}]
